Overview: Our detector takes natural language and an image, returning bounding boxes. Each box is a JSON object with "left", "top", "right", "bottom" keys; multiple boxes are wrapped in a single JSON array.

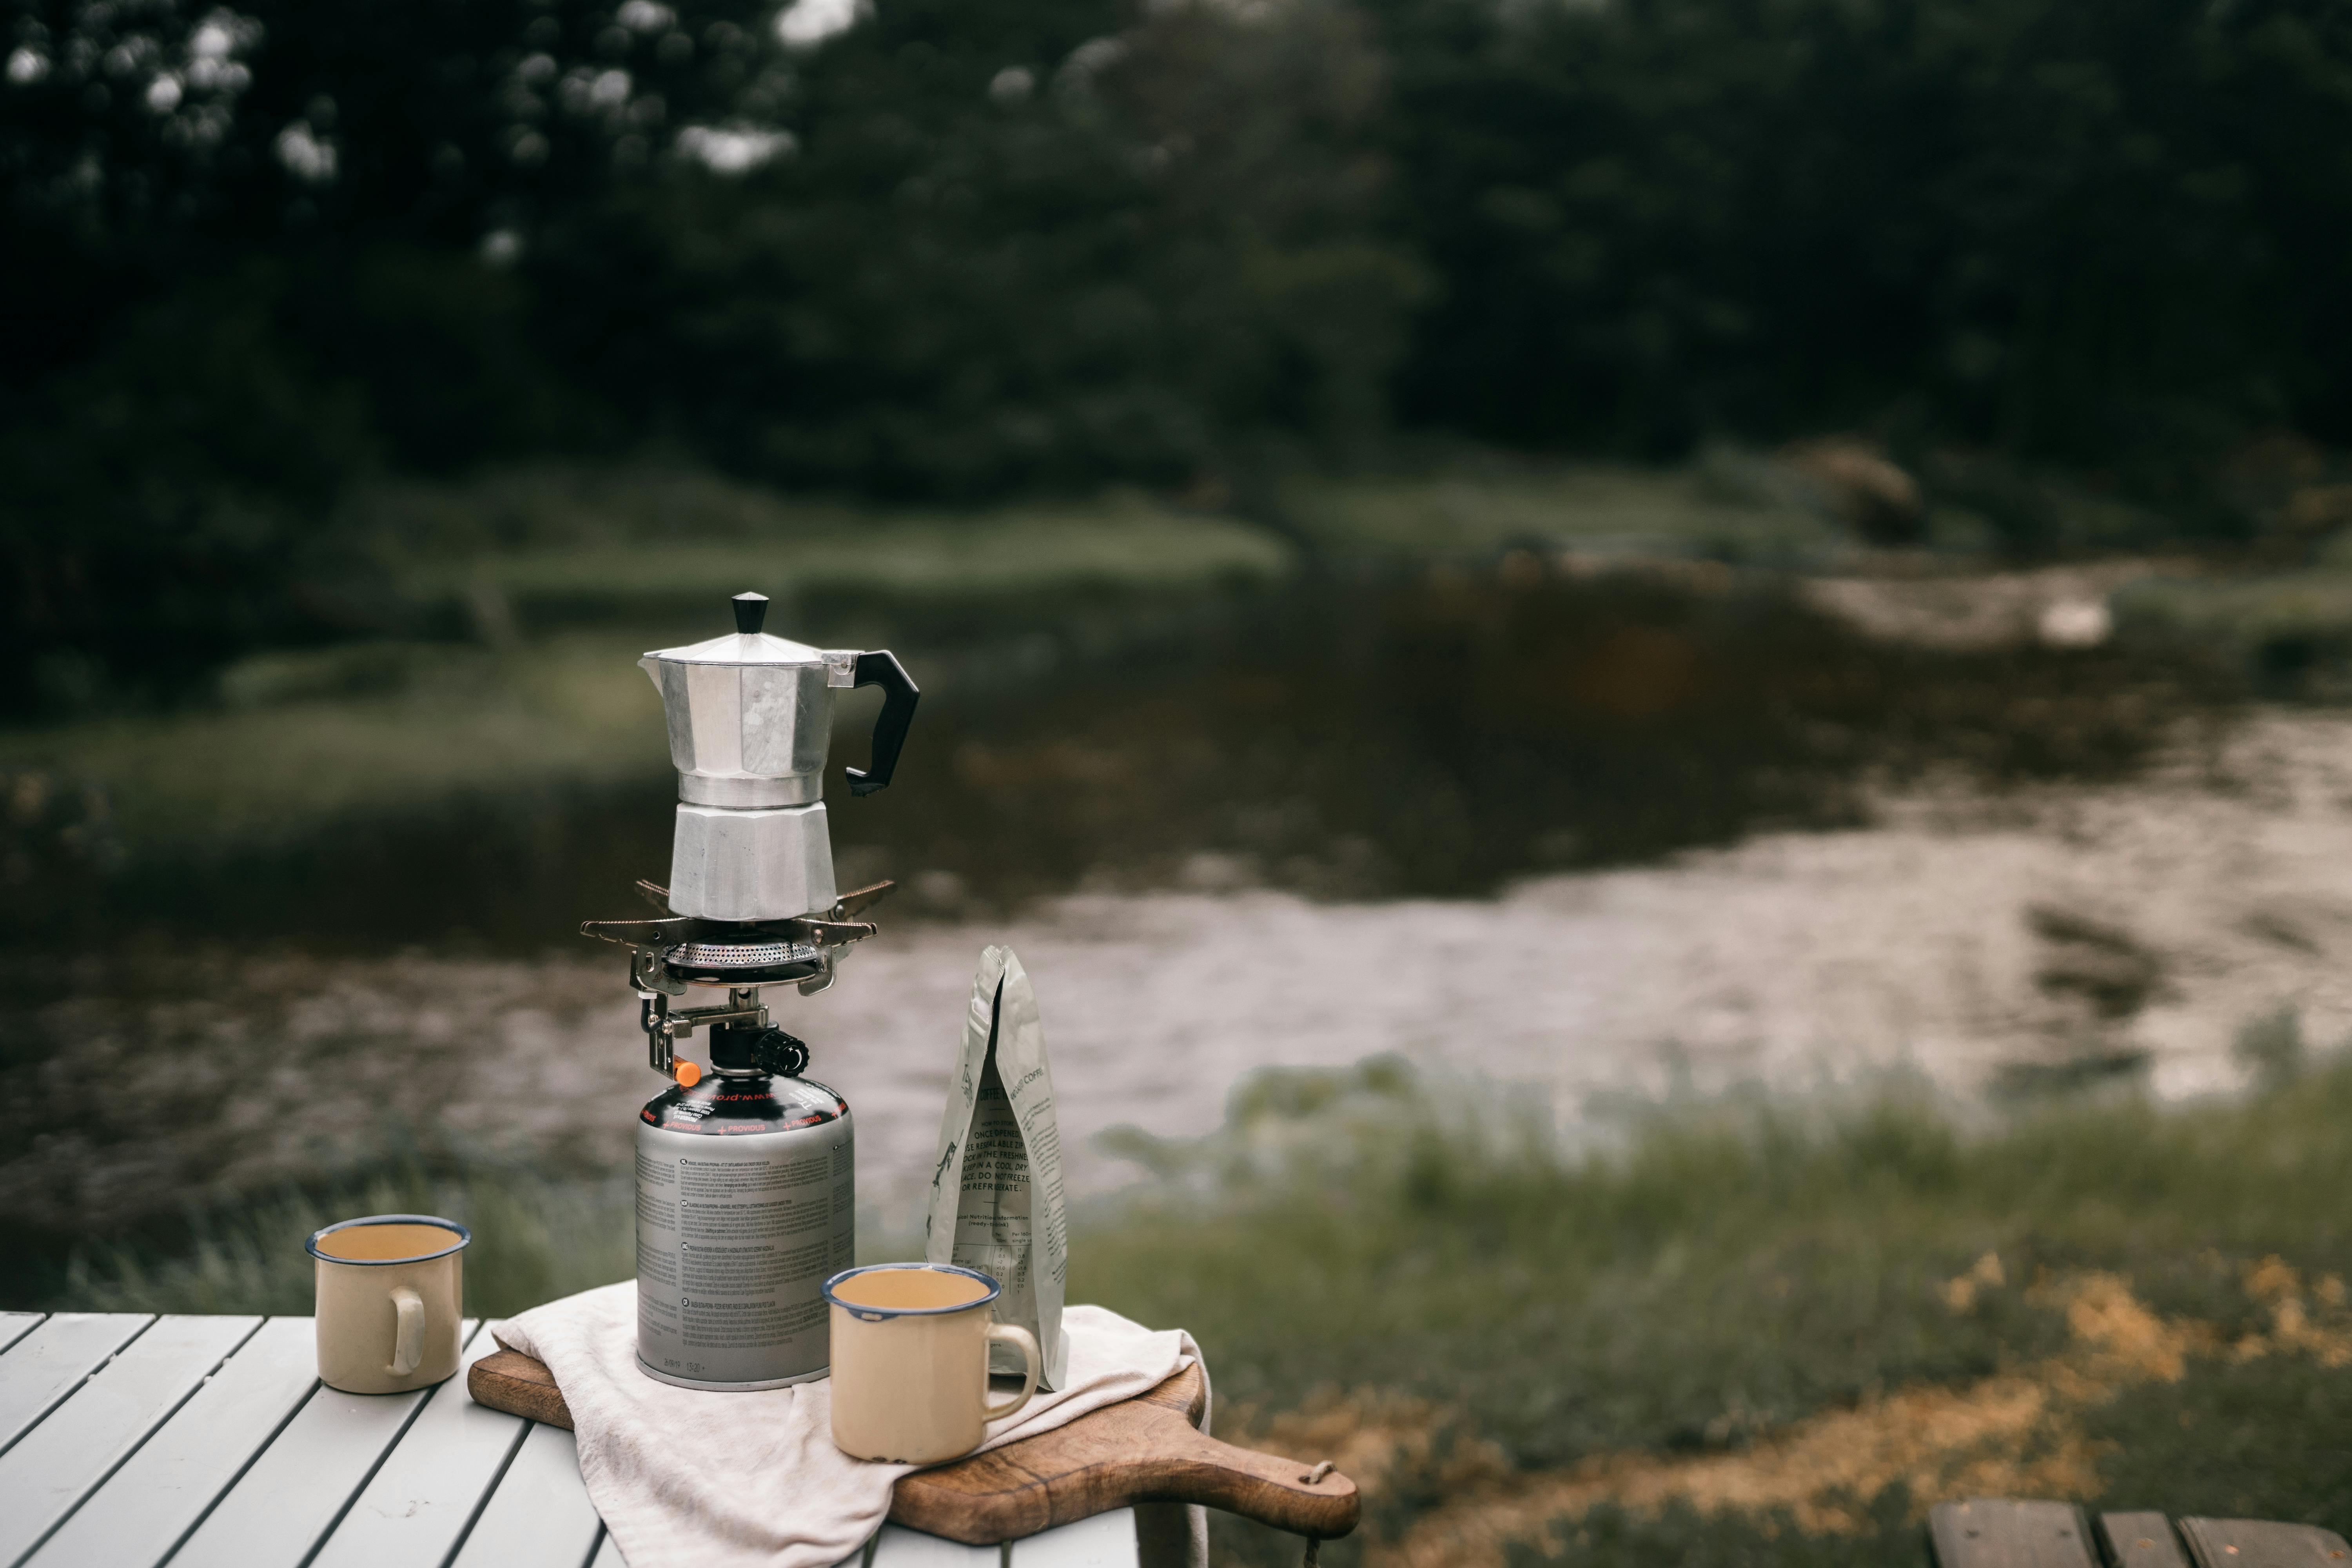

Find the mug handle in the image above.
[
  {"left": 389, "top": 1287, "right": 425, "bottom": 1376},
  {"left": 981, "top": 1325, "right": 1040, "bottom": 1423}
]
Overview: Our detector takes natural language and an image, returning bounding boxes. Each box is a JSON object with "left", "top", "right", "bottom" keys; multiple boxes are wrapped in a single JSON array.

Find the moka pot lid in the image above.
[{"left": 640, "top": 593, "right": 846, "bottom": 670}]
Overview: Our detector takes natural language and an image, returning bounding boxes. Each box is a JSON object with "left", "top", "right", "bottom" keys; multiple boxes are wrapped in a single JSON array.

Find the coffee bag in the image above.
[{"left": 924, "top": 946, "right": 1069, "bottom": 1388}]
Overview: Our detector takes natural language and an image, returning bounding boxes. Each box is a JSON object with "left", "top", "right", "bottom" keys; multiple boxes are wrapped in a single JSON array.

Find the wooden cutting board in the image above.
[{"left": 468, "top": 1349, "right": 1359, "bottom": 1544}]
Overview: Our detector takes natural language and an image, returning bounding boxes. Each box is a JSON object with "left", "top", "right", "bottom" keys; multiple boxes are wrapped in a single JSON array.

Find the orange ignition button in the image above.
[{"left": 673, "top": 1060, "right": 702, "bottom": 1087}]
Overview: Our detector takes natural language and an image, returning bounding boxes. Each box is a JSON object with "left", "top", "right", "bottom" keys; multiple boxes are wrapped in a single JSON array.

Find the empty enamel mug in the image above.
[
  {"left": 307, "top": 1214, "right": 470, "bottom": 1394},
  {"left": 824, "top": 1263, "right": 1040, "bottom": 1463}
]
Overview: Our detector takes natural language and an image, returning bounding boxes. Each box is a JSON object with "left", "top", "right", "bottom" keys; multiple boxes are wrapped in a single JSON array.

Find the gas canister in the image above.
[{"left": 633, "top": 1022, "right": 854, "bottom": 1390}]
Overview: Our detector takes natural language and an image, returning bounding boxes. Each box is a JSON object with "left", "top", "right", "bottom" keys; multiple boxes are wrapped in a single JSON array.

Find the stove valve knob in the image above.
[{"left": 750, "top": 1028, "right": 810, "bottom": 1078}]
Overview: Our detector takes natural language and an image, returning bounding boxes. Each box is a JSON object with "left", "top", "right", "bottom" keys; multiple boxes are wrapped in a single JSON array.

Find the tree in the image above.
[{"left": 1369, "top": 0, "right": 2352, "bottom": 466}]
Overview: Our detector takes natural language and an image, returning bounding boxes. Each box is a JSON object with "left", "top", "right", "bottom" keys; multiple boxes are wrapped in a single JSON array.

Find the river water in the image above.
[{"left": 14, "top": 706, "right": 2350, "bottom": 1246}]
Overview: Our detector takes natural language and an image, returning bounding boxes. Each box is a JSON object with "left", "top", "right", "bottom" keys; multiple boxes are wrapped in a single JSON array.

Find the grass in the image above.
[
  {"left": 0, "top": 634, "right": 669, "bottom": 849},
  {"left": 345, "top": 456, "right": 1834, "bottom": 597},
  {"left": 51, "top": 1053, "right": 2352, "bottom": 1568},
  {"left": 455, "top": 507, "right": 1293, "bottom": 607},
  {"left": 63, "top": 1167, "right": 638, "bottom": 1323},
  {"left": 1079, "top": 1058, "right": 2352, "bottom": 1565},
  {"left": 2112, "top": 571, "right": 2352, "bottom": 699},
  {"left": 344, "top": 464, "right": 1296, "bottom": 602},
  {"left": 1278, "top": 457, "right": 1846, "bottom": 565}
]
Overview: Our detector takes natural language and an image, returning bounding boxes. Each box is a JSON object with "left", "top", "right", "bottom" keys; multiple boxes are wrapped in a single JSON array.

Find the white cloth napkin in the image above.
[{"left": 492, "top": 1284, "right": 1207, "bottom": 1568}]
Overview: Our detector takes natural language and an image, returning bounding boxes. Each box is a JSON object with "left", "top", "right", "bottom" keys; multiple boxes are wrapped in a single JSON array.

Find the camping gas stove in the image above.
[
  {"left": 582, "top": 875, "right": 895, "bottom": 1080},
  {"left": 579, "top": 592, "right": 919, "bottom": 1390}
]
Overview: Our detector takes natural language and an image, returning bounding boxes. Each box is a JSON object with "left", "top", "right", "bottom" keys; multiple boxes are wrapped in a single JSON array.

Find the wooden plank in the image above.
[
  {"left": 1928, "top": 1498, "right": 2098, "bottom": 1568},
  {"left": 0, "top": 1313, "right": 44, "bottom": 1358},
  {"left": 0, "top": 1313, "right": 153, "bottom": 1455},
  {"left": 2100, "top": 1512, "right": 2194, "bottom": 1568},
  {"left": 0, "top": 1313, "right": 260, "bottom": 1565},
  {"left": 24, "top": 1316, "right": 319, "bottom": 1568},
  {"left": 447, "top": 1419, "right": 604, "bottom": 1568},
  {"left": 871, "top": 1523, "right": 999, "bottom": 1568},
  {"left": 2178, "top": 1518, "right": 2352, "bottom": 1568},
  {"left": 307, "top": 1323, "right": 528, "bottom": 1568},
  {"left": 169, "top": 1319, "right": 482, "bottom": 1568},
  {"left": 1013, "top": 1510, "right": 1141, "bottom": 1568}
]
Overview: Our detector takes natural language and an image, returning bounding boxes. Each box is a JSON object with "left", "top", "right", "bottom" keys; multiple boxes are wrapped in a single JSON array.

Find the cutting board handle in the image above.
[{"left": 1132, "top": 1424, "right": 1359, "bottom": 1535}]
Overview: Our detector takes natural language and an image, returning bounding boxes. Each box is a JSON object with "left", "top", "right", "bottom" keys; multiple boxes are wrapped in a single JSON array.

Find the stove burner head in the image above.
[
  {"left": 585, "top": 878, "right": 898, "bottom": 1082},
  {"left": 581, "top": 878, "right": 895, "bottom": 1002},
  {"left": 664, "top": 938, "right": 826, "bottom": 985}
]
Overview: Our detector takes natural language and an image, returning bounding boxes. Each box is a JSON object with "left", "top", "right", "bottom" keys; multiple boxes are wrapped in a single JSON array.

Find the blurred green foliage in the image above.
[{"left": 7, "top": 0, "right": 2352, "bottom": 710}]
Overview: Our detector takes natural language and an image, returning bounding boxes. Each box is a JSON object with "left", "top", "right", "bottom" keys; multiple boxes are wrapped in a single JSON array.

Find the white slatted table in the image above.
[{"left": 0, "top": 1314, "right": 1140, "bottom": 1568}]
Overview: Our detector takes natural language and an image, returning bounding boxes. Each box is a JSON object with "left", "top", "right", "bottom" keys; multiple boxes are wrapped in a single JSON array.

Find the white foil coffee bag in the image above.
[{"left": 924, "top": 946, "right": 1070, "bottom": 1389}]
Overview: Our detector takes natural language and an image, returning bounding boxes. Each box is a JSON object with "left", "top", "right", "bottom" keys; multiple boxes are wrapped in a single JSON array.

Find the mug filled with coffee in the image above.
[
  {"left": 823, "top": 1262, "right": 1040, "bottom": 1464},
  {"left": 307, "top": 1214, "right": 470, "bottom": 1394}
]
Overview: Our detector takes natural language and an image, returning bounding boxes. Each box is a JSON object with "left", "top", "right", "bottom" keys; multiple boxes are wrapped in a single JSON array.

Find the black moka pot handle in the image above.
[{"left": 847, "top": 651, "right": 919, "bottom": 797}]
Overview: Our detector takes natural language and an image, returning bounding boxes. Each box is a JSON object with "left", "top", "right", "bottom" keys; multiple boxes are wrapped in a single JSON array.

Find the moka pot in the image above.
[{"left": 639, "top": 593, "right": 918, "bottom": 923}]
